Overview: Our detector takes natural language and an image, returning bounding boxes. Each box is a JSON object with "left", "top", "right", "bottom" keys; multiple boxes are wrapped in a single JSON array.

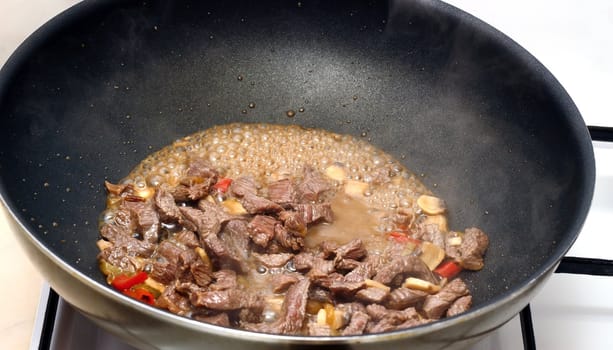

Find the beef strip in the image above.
[
  {"left": 293, "top": 252, "right": 315, "bottom": 272},
  {"left": 179, "top": 206, "right": 221, "bottom": 237},
  {"left": 274, "top": 224, "right": 304, "bottom": 251},
  {"left": 277, "top": 278, "right": 311, "bottom": 334},
  {"left": 333, "top": 239, "right": 367, "bottom": 268},
  {"left": 242, "top": 278, "right": 311, "bottom": 335},
  {"left": 252, "top": 252, "right": 294, "bottom": 268},
  {"left": 184, "top": 158, "right": 218, "bottom": 182},
  {"left": 341, "top": 310, "right": 370, "bottom": 336},
  {"left": 365, "top": 304, "right": 422, "bottom": 333},
  {"left": 386, "top": 287, "right": 428, "bottom": 310},
  {"left": 217, "top": 219, "right": 251, "bottom": 272},
  {"left": 229, "top": 176, "right": 258, "bottom": 197},
  {"left": 291, "top": 203, "right": 333, "bottom": 225},
  {"left": 193, "top": 312, "right": 230, "bottom": 327},
  {"left": 248, "top": 215, "right": 279, "bottom": 247},
  {"left": 421, "top": 278, "right": 469, "bottom": 319},
  {"left": 202, "top": 233, "right": 246, "bottom": 272},
  {"left": 197, "top": 199, "right": 236, "bottom": 223},
  {"left": 171, "top": 182, "right": 212, "bottom": 202},
  {"left": 343, "top": 255, "right": 382, "bottom": 283},
  {"left": 355, "top": 287, "right": 389, "bottom": 304},
  {"left": 307, "top": 257, "right": 336, "bottom": 280},
  {"left": 328, "top": 280, "right": 366, "bottom": 298},
  {"left": 154, "top": 187, "right": 184, "bottom": 222},
  {"left": 297, "top": 166, "right": 330, "bottom": 202},
  {"left": 320, "top": 240, "right": 340, "bottom": 259},
  {"left": 272, "top": 273, "right": 301, "bottom": 293},
  {"left": 174, "top": 230, "right": 200, "bottom": 248},
  {"left": 278, "top": 210, "right": 307, "bottom": 236},
  {"left": 209, "top": 269, "right": 238, "bottom": 291},
  {"left": 446, "top": 227, "right": 489, "bottom": 270},
  {"left": 124, "top": 201, "right": 160, "bottom": 243},
  {"left": 446, "top": 295, "right": 472, "bottom": 317},
  {"left": 156, "top": 285, "right": 191, "bottom": 315},
  {"left": 373, "top": 255, "right": 437, "bottom": 285},
  {"left": 190, "top": 261, "right": 213, "bottom": 287},
  {"left": 267, "top": 178, "right": 296, "bottom": 205},
  {"left": 190, "top": 288, "right": 261, "bottom": 311},
  {"left": 240, "top": 193, "right": 283, "bottom": 215}
]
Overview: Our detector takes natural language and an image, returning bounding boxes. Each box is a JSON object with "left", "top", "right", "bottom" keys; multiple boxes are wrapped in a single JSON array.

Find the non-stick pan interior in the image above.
[{"left": 0, "top": 0, "right": 594, "bottom": 311}]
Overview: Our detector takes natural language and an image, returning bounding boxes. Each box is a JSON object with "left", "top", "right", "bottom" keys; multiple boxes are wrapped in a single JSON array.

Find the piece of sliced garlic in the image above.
[
  {"left": 96, "top": 239, "right": 112, "bottom": 251},
  {"left": 447, "top": 236, "right": 463, "bottom": 246},
  {"left": 402, "top": 277, "right": 441, "bottom": 294},
  {"left": 325, "top": 164, "right": 346, "bottom": 181},
  {"left": 419, "top": 241, "right": 446, "bottom": 270},
  {"left": 344, "top": 180, "right": 369, "bottom": 197},
  {"left": 316, "top": 308, "right": 328, "bottom": 326},
  {"left": 221, "top": 198, "right": 248, "bottom": 215},
  {"left": 417, "top": 195, "right": 447, "bottom": 215},
  {"left": 424, "top": 214, "right": 448, "bottom": 232},
  {"left": 364, "top": 278, "right": 391, "bottom": 292}
]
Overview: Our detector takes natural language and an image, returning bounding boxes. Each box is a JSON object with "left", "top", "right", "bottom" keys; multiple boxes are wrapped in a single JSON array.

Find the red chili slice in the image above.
[
  {"left": 434, "top": 260, "right": 462, "bottom": 279},
  {"left": 111, "top": 271, "right": 148, "bottom": 291},
  {"left": 212, "top": 178, "right": 233, "bottom": 193}
]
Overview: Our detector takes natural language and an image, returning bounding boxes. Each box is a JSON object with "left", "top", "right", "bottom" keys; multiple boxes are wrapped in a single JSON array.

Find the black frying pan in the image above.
[{"left": 0, "top": 0, "right": 594, "bottom": 349}]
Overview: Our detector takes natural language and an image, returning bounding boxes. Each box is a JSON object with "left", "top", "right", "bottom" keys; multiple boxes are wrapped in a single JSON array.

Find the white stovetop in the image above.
[{"left": 0, "top": 1, "right": 611, "bottom": 349}]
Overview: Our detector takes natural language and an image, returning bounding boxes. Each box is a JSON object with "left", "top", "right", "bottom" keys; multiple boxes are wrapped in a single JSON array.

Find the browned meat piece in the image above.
[
  {"left": 190, "top": 288, "right": 261, "bottom": 310},
  {"left": 171, "top": 182, "right": 213, "bottom": 201},
  {"left": 293, "top": 252, "right": 315, "bottom": 271},
  {"left": 183, "top": 158, "right": 218, "bottom": 183},
  {"left": 252, "top": 252, "right": 294, "bottom": 268},
  {"left": 320, "top": 240, "right": 340, "bottom": 259},
  {"left": 291, "top": 203, "right": 333, "bottom": 225},
  {"left": 243, "top": 278, "right": 311, "bottom": 335},
  {"left": 99, "top": 205, "right": 133, "bottom": 242},
  {"left": 335, "top": 258, "right": 361, "bottom": 271},
  {"left": 365, "top": 305, "right": 422, "bottom": 333},
  {"left": 373, "top": 255, "right": 437, "bottom": 285},
  {"left": 229, "top": 176, "right": 258, "bottom": 197},
  {"left": 278, "top": 210, "right": 307, "bottom": 236},
  {"left": 308, "top": 287, "right": 333, "bottom": 304},
  {"left": 209, "top": 269, "right": 238, "bottom": 290},
  {"left": 157, "top": 240, "right": 185, "bottom": 262},
  {"left": 386, "top": 287, "right": 428, "bottom": 310},
  {"left": 190, "top": 261, "right": 213, "bottom": 287},
  {"left": 179, "top": 206, "right": 221, "bottom": 237},
  {"left": 150, "top": 259, "right": 178, "bottom": 284},
  {"left": 154, "top": 187, "right": 185, "bottom": 221},
  {"left": 201, "top": 234, "right": 246, "bottom": 272},
  {"left": 271, "top": 273, "right": 300, "bottom": 293},
  {"left": 446, "top": 295, "right": 472, "bottom": 317},
  {"left": 307, "top": 257, "right": 336, "bottom": 280},
  {"left": 274, "top": 224, "right": 304, "bottom": 251},
  {"left": 156, "top": 285, "right": 191, "bottom": 315},
  {"left": 421, "top": 278, "right": 469, "bottom": 319},
  {"left": 277, "top": 278, "right": 311, "bottom": 334},
  {"left": 240, "top": 193, "right": 283, "bottom": 214},
  {"left": 413, "top": 222, "right": 445, "bottom": 249},
  {"left": 343, "top": 255, "right": 382, "bottom": 283},
  {"left": 248, "top": 215, "right": 279, "bottom": 247},
  {"left": 446, "top": 227, "right": 489, "bottom": 270},
  {"left": 193, "top": 312, "right": 230, "bottom": 327},
  {"left": 197, "top": 199, "right": 235, "bottom": 224},
  {"left": 334, "top": 238, "right": 367, "bottom": 262},
  {"left": 328, "top": 280, "right": 366, "bottom": 297},
  {"left": 124, "top": 200, "right": 160, "bottom": 243},
  {"left": 221, "top": 220, "right": 250, "bottom": 251},
  {"left": 174, "top": 230, "right": 200, "bottom": 248},
  {"left": 267, "top": 178, "right": 296, "bottom": 205},
  {"left": 297, "top": 166, "right": 330, "bottom": 202},
  {"left": 356, "top": 287, "right": 389, "bottom": 304},
  {"left": 341, "top": 310, "right": 370, "bottom": 336}
]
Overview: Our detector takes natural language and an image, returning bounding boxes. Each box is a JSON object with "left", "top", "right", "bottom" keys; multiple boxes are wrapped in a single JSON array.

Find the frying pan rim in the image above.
[{"left": 0, "top": 0, "right": 596, "bottom": 344}]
